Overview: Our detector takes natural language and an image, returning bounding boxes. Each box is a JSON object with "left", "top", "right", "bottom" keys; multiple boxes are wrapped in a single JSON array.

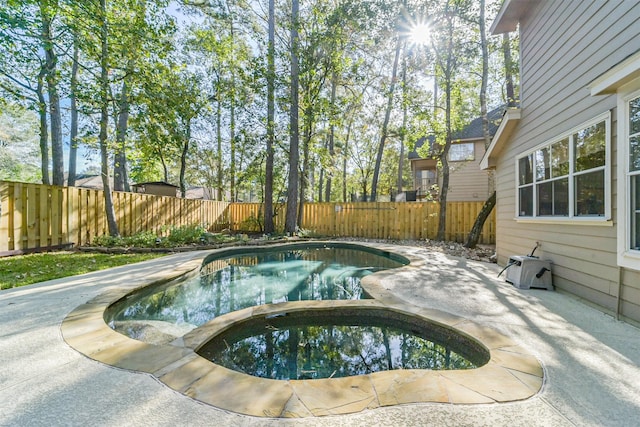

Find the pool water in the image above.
[
  {"left": 108, "top": 245, "right": 407, "bottom": 339},
  {"left": 198, "top": 312, "right": 480, "bottom": 380}
]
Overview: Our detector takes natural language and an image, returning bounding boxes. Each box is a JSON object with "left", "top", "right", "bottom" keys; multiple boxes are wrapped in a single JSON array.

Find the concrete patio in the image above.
[{"left": 1, "top": 244, "right": 640, "bottom": 426}]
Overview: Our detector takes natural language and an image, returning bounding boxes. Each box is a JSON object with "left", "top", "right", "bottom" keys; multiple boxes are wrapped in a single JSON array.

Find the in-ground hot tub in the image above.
[
  {"left": 196, "top": 306, "right": 489, "bottom": 380},
  {"left": 61, "top": 241, "right": 544, "bottom": 417}
]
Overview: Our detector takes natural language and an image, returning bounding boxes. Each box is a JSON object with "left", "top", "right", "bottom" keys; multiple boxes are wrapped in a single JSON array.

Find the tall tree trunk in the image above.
[
  {"left": 36, "top": 68, "right": 50, "bottom": 185},
  {"left": 179, "top": 127, "right": 190, "bottom": 198},
  {"left": 67, "top": 39, "right": 79, "bottom": 186},
  {"left": 264, "top": 0, "right": 275, "bottom": 233},
  {"left": 325, "top": 72, "right": 337, "bottom": 202},
  {"left": 297, "top": 105, "right": 313, "bottom": 227},
  {"left": 464, "top": 191, "right": 495, "bottom": 248},
  {"left": 216, "top": 90, "right": 223, "bottom": 200},
  {"left": 503, "top": 32, "right": 516, "bottom": 106},
  {"left": 41, "top": 1, "right": 63, "bottom": 186},
  {"left": 113, "top": 59, "right": 133, "bottom": 192},
  {"left": 318, "top": 168, "right": 324, "bottom": 202},
  {"left": 360, "top": 172, "right": 368, "bottom": 200},
  {"left": 479, "top": 0, "right": 490, "bottom": 148},
  {"left": 464, "top": 0, "right": 494, "bottom": 249},
  {"left": 371, "top": 35, "right": 401, "bottom": 201},
  {"left": 436, "top": 9, "right": 455, "bottom": 242},
  {"left": 318, "top": 147, "right": 325, "bottom": 202},
  {"left": 229, "top": 16, "right": 237, "bottom": 202},
  {"left": 285, "top": 0, "right": 300, "bottom": 234},
  {"left": 397, "top": 49, "right": 407, "bottom": 195},
  {"left": 342, "top": 120, "right": 352, "bottom": 202},
  {"left": 160, "top": 152, "right": 169, "bottom": 183},
  {"left": 99, "top": 0, "right": 118, "bottom": 237},
  {"left": 230, "top": 91, "right": 236, "bottom": 201},
  {"left": 479, "top": 0, "right": 494, "bottom": 214},
  {"left": 433, "top": 62, "right": 438, "bottom": 121}
]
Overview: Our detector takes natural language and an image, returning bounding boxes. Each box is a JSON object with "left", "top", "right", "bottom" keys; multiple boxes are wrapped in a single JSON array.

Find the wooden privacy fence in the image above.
[
  {"left": 0, "top": 181, "right": 495, "bottom": 253},
  {"left": 230, "top": 201, "right": 495, "bottom": 244},
  {"left": 0, "top": 181, "right": 230, "bottom": 252}
]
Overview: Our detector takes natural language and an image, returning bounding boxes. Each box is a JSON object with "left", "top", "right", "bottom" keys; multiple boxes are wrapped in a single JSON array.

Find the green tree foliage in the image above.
[
  {"left": 0, "top": 0, "right": 63, "bottom": 185},
  {"left": 0, "top": 0, "right": 515, "bottom": 241},
  {"left": 0, "top": 103, "right": 41, "bottom": 182}
]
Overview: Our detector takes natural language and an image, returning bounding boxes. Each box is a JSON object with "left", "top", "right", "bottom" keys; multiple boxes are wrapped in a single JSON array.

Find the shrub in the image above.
[
  {"left": 123, "top": 231, "right": 158, "bottom": 247},
  {"left": 92, "top": 235, "right": 126, "bottom": 247},
  {"left": 165, "top": 224, "right": 207, "bottom": 246},
  {"left": 92, "top": 224, "right": 239, "bottom": 248}
]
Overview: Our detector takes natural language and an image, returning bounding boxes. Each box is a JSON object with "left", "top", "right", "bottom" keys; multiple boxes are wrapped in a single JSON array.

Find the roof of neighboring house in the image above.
[
  {"left": 73, "top": 175, "right": 114, "bottom": 190},
  {"left": 409, "top": 105, "right": 507, "bottom": 160},
  {"left": 185, "top": 186, "right": 216, "bottom": 200},
  {"left": 131, "top": 181, "right": 180, "bottom": 188},
  {"left": 408, "top": 135, "right": 435, "bottom": 160},
  {"left": 451, "top": 105, "right": 507, "bottom": 141}
]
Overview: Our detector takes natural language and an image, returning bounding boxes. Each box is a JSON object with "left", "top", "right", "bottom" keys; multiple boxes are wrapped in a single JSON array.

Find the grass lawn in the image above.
[{"left": 0, "top": 251, "right": 166, "bottom": 290}]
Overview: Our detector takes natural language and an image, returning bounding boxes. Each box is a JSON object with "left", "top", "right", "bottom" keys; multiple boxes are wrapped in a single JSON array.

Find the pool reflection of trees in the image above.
[
  {"left": 199, "top": 318, "right": 477, "bottom": 380},
  {"left": 111, "top": 248, "right": 404, "bottom": 328}
]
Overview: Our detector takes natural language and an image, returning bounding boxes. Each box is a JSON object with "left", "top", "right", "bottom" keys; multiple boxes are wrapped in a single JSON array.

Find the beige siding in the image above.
[
  {"left": 412, "top": 140, "right": 492, "bottom": 202},
  {"left": 447, "top": 141, "right": 491, "bottom": 202},
  {"left": 494, "top": 0, "right": 640, "bottom": 323}
]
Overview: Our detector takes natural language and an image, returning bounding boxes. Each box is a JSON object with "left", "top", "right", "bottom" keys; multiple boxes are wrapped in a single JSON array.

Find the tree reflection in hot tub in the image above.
[{"left": 198, "top": 314, "right": 480, "bottom": 380}]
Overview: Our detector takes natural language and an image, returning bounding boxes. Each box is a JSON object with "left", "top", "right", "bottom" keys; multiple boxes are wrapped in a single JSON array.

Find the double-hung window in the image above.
[
  {"left": 588, "top": 50, "right": 640, "bottom": 268},
  {"left": 625, "top": 93, "right": 640, "bottom": 252},
  {"left": 516, "top": 113, "right": 610, "bottom": 220}
]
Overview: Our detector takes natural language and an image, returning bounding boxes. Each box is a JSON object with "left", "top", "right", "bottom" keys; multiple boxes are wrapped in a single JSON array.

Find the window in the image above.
[
  {"left": 449, "top": 143, "right": 475, "bottom": 161},
  {"left": 589, "top": 50, "right": 640, "bottom": 268},
  {"left": 617, "top": 88, "right": 640, "bottom": 268},
  {"left": 516, "top": 114, "right": 610, "bottom": 220},
  {"left": 416, "top": 169, "right": 437, "bottom": 189},
  {"left": 628, "top": 95, "right": 640, "bottom": 250}
]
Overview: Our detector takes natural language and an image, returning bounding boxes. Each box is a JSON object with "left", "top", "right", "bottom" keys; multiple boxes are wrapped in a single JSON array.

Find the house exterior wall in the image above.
[
  {"left": 412, "top": 140, "right": 491, "bottom": 202},
  {"left": 493, "top": 0, "right": 640, "bottom": 323},
  {"left": 447, "top": 140, "right": 491, "bottom": 202}
]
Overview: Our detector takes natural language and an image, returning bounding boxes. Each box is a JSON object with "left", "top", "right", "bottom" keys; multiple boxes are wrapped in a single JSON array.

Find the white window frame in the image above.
[
  {"left": 448, "top": 142, "right": 475, "bottom": 162},
  {"left": 514, "top": 112, "right": 612, "bottom": 223},
  {"left": 617, "top": 84, "right": 640, "bottom": 269}
]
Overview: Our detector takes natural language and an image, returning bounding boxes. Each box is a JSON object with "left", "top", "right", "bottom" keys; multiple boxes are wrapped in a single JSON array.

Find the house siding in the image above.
[
  {"left": 412, "top": 141, "right": 491, "bottom": 202},
  {"left": 494, "top": 0, "right": 640, "bottom": 323},
  {"left": 447, "top": 141, "right": 491, "bottom": 202}
]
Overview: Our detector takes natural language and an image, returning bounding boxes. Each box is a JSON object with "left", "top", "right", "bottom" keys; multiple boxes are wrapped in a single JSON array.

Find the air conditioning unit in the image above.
[{"left": 505, "top": 255, "right": 553, "bottom": 290}]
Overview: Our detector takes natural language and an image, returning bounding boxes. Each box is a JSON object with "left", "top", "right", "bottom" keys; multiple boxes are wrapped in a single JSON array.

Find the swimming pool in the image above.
[
  {"left": 107, "top": 243, "right": 407, "bottom": 343},
  {"left": 62, "top": 241, "right": 543, "bottom": 417}
]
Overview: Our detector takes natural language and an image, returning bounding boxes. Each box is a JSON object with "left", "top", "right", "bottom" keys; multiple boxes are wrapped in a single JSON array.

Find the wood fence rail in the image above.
[{"left": 1, "top": 181, "right": 495, "bottom": 253}]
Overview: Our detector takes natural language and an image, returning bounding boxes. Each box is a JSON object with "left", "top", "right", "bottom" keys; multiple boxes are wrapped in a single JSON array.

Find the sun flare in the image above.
[{"left": 408, "top": 22, "right": 431, "bottom": 47}]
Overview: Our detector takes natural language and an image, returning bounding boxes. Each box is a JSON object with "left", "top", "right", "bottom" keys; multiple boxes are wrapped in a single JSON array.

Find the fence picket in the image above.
[
  {"left": 0, "top": 182, "right": 10, "bottom": 251},
  {"left": 51, "top": 188, "right": 60, "bottom": 246},
  {"left": 13, "top": 183, "right": 24, "bottom": 250},
  {"left": 26, "top": 184, "right": 37, "bottom": 249}
]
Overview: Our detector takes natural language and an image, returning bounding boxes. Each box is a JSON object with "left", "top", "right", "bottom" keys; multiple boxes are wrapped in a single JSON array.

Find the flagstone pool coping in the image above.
[{"left": 61, "top": 242, "right": 543, "bottom": 418}]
